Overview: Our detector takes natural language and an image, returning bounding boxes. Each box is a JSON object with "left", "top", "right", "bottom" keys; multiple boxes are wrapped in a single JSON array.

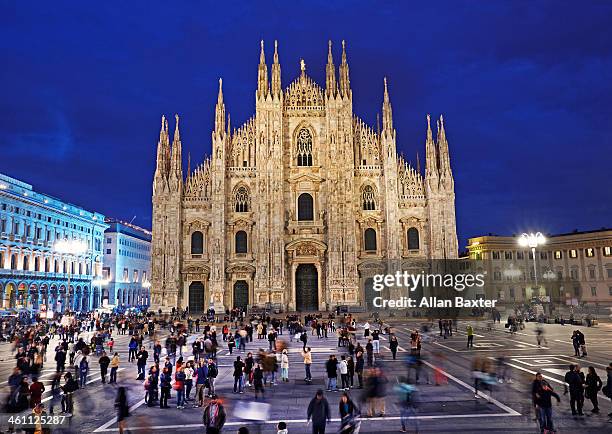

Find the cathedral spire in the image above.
[
  {"left": 271, "top": 40, "right": 281, "bottom": 98},
  {"left": 339, "top": 40, "right": 351, "bottom": 98},
  {"left": 325, "top": 40, "right": 337, "bottom": 98},
  {"left": 382, "top": 77, "right": 393, "bottom": 133},
  {"left": 425, "top": 114, "right": 438, "bottom": 178},
  {"left": 437, "top": 114, "right": 453, "bottom": 180},
  {"left": 416, "top": 150, "right": 421, "bottom": 175},
  {"left": 170, "top": 114, "right": 183, "bottom": 180},
  {"left": 257, "top": 40, "right": 269, "bottom": 98},
  {"left": 155, "top": 114, "right": 169, "bottom": 178},
  {"left": 215, "top": 78, "right": 225, "bottom": 134}
]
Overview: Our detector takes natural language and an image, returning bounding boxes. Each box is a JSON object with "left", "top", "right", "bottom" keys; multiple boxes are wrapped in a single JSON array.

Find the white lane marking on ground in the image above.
[
  {"left": 420, "top": 360, "right": 520, "bottom": 416},
  {"left": 93, "top": 398, "right": 146, "bottom": 432},
  {"left": 39, "top": 368, "right": 126, "bottom": 403},
  {"left": 92, "top": 412, "right": 520, "bottom": 432},
  {"left": 497, "top": 360, "right": 609, "bottom": 401}
]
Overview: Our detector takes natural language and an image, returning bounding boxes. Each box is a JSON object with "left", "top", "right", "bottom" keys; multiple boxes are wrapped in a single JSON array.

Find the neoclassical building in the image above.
[
  {"left": 0, "top": 173, "right": 108, "bottom": 312},
  {"left": 151, "top": 41, "right": 458, "bottom": 313}
]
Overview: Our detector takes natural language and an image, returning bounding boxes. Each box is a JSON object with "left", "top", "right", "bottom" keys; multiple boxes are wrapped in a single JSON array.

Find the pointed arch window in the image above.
[
  {"left": 364, "top": 228, "right": 377, "bottom": 252},
  {"left": 191, "top": 231, "right": 204, "bottom": 254},
  {"left": 298, "top": 193, "right": 314, "bottom": 221},
  {"left": 296, "top": 128, "right": 313, "bottom": 166},
  {"left": 235, "top": 187, "right": 249, "bottom": 213},
  {"left": 407, "top": 227, "right": 420, "bottom": 250},
  {"left": 362, "top": 185, "right": 376, "bottom": 210},
  {"left": 235, "top": 231, "right": 247, "bottom": 254}
]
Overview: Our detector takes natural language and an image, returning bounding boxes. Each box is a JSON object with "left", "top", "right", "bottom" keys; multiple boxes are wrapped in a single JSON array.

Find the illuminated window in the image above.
[
  {"left": 505, "top": 251, "right": 513, "bottom": 260},
  {"left": 585, "top": 248, "right": 594, "bottom": 258},
  {"left": 569, "top": 249, "right": 577, "bottom": 258},
  {"left": 604, "top": 246, "right": 612, "bottom": 257}
]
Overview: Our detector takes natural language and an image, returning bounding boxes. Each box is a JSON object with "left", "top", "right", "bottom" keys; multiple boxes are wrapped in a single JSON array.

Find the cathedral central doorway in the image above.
[
  {"left": 189, "top": 281, "right": 205, "bottom": 313},
  {"left": 233, "top": 280, "right": 249, "bottom": 310},
  {"left": 296, "top": 264, "right": 318, "bottom": 311}
]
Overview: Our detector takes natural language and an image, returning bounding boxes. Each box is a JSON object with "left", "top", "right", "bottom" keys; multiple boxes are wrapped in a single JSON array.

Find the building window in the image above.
[
  {"left": 235, "top": 231, "right": 247, "bottom": 254},
  {"left": 106, "top": 249, "right": 111, "bottom": 254},
  {"left": 517, "top": 251, "right": 524, "bottom": 260},
  {"left": 591, "top": 287, "right": 597, "bottom": 296},
  {"left": 362, "top": 185, "right": 376, "bottom": 210},
  {"left": 492, "top": 251, "right": 500, "bottom": 260},
  {"left": 569, "top": 249, "right": 577, "bottom": 258},
  {"left": 604, "top": 246, "right": 612, "bottom": 257},
  {"left": 34, "top": 257, "right": 40, "bottom": 271},
  {"left": 133, "top": 270, "right": 139, "bottom": 283},
  {"left": 364, "top": 228, "right": 377, "bottom": 252},
  {"left": 607, "top": 268, "right": 612, "bottom": 279},
  {"left": 589, "top": 268, "right": 596, "bottom": 279},
  {"left": 609, "top": 286, "right": 612, "bottom": 296},
  {"left": 123, "top": 268, "right": 128, "bottom": 282},
  {"left": 521, "top": 287, "right": 526, "bottom": 298},
  {"left": 570, "top": 268, "right": 578, "bottom": 279},
  {"left": 573, "top": 286, "right": 580, "bottom": 297},
  {"left": 505, "top": 251, "right": 513, "bottom": 260},
  {"left": 191, "top": 231, "right": 204, "bottom": 254},
  {"left": 106, "top": 237, "right": 111, "bottom": 243},
  {"left": 554, "top": 250, "right": 562, "bottom": 259},
  {"left": 509, "top": 287, "right": 515, "bottom": 299},
  {"left": 234, "top": 187, "right": 249, "bottom": 213},
  {"left": 493, "top": 271, "right": 502, "bottom": 281},
  {"left": 23, "top": 256, "right": 29, "bottom": 271},
  {"left": 296, "top": 128, "right": 313, "bottom": 166},
  {"left": 540, "top": 251, "right": 547, "bottom": 260},
  {"left": 585, "top": 248, "right": 594, "bottom": 258},
  {"left": 297, "top": 193, "right": 314, "bottom": 221},
  {"left": 407, "top": 228, "right": 419, "bottom": 250},
  {"left": 557, "top": 270, "right": 563, "bottom": 280},
  {"left": 142, "top": 271, "right": 146, "bottom": 282},
  {"left": 44, "top": 258, "right": 50, "bottom": 272}
]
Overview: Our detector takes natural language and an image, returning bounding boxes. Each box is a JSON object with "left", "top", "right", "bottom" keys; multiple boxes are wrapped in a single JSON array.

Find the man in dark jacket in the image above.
[
  {"left": 136, "top": 347, "right": 149, "bottom": 380},
  {"left": 203, "top": 396, "right": 226, "bottom": 434},
  {"left": 564, "top": 364, "right": 585, "bottom": 416},
  {"left": 98, "top": 352, "right": 110, "bottom": 384},
  {"left": 325, "top": 355, "right": 338, "bottom": 392},
  {"left": 307, "top": 389, "right": 331, "bottom": 434},
  {"left": 532, "top": 372, "right": 560, "bottom": 433}
]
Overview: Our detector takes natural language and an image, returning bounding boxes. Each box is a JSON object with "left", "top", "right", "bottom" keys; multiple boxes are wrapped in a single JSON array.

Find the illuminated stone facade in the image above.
[{"left": 151, "top": 41, "right": 458, "bottom": 312}]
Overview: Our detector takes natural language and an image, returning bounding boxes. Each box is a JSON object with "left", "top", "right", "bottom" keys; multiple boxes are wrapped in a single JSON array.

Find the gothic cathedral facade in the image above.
[{"left": 150, "top": 41, "right": 458, "bottom": 313}]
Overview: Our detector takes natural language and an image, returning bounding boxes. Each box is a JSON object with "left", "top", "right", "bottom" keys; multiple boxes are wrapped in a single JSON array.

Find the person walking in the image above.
[
  {"left": 355, "top": 350, "right": 364, "bottom": 389},
  {"left": 532, "top": 372, "right": 561, "bottom": 434},
  {"left": 194, "top": 360, "right": 208, "bottom": 407},
  {"left": 338, "top": 391, "right": 360, "bottom": 432},
  {"left": 564, "top": 364, "right": 585, "bottom": 416},
  {"left": 302, "top": 347, "right": 313, "bottom": 382},
  {"left": 115, "top": 387, "right": 130, "bottom": 434},
  {"left": 29, "top": 377, "right": 45, "bottom": 408},
  {"left": 184, "top": 361, "right": 194, "bottom": 402},
  {"left": 281, "top": 349, "right": 290, "bottom": 382},
  {"left": 136, "top": 346, "right": 148, "bottom": 380},
  {"left": 207, "top": 358, "right": 218, "bottom": 398},
  {"left": 99, "top": 351, "right": 110, "bottom": 384},
  {"left": 585, "top": 366, "right": 602, "bottom": 413},
  {"left": 109, "top": 352, "right": 120, "bottom": 384},
  {"left": 203, "top": 396, "right": 226, "bottom": 434},
  {"left": 389, "top": 334, "right": 399, "bottom": 360},
  {"left": 233, "top": 356, "right": 245, "bottom": 394},
  {"left": 175, "top": 367, "right": 186, "bottom": 409},
  {"left": 307, "top": 389, "right": 331, "bottom": 434},
  {"left": 466, "top": 324, "right": 474, "bottom": 349},
  {"left": 79, "top": 355, "right": 89, "bottom": 388},
  {"left": 253, "top": 362, "right": 265, "bottom": 400}
]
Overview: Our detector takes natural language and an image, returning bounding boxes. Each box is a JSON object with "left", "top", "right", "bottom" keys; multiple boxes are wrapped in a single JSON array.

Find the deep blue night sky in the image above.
[{"left": 1, "top": 1, "right": 611, "bottom": 250}]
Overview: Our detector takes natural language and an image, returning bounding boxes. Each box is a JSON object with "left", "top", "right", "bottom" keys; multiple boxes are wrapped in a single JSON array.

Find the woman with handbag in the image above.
[{"left": 585, "top": 366, "right": 603, "bottom": 414}]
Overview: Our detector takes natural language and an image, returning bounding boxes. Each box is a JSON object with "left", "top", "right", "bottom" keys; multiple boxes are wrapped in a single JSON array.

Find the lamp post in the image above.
[
  {"left": 518, "top": 232, "right": 545, "bottom": 297},
  {"left": 54, "top": 238, "right": 87, "bottom": 313}
]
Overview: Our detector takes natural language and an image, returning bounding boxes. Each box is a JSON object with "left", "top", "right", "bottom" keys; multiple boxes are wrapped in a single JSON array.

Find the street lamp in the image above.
[
  {"left": 54, "top": 238, "right": 87, "bottom": 313},
  {"left": 518, "top": 232, "right": 545, "bottom": 293}
]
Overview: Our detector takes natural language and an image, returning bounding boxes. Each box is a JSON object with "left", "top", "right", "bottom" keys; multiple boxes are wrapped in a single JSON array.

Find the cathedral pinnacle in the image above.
[
  {"left": 326, "top": 40, "right": 337, "bottom": 97},
  {"left": 425, "top": 114, "right": 438, "bottom": 179},
  {"left": 382, "top": 77, "right": 393, "bottom": 133},
  {"left": 215, "top": 78, "right": 226, "bottom": 133},
  {"left": 339, "top": 40, "right": 351, "bottom": 98},
  {"left": 257, "top": 40, "right": 269, "bottom": 98},
  {"left": 271, "top": 40, "right": 281, "bottom": 97},
  {"left": 174, "top": 113, "right": 180, "bottom": 142},
  {"left": 217, "top": 78, "right": 223, "bottom": 104}
]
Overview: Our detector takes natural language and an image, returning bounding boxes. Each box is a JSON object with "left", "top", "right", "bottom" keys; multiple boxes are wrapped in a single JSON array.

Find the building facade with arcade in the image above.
[
  {"left": 0, "top": 173, "right": 107, "bottom": 313},
  {"left": 151, "top": 41, "right": 459, "bottom": 313}
]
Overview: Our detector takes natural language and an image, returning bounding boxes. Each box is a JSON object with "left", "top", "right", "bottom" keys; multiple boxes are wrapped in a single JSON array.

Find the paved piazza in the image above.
[{"left": 1, "top": 317, "right": 611, "bottom": 433}]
